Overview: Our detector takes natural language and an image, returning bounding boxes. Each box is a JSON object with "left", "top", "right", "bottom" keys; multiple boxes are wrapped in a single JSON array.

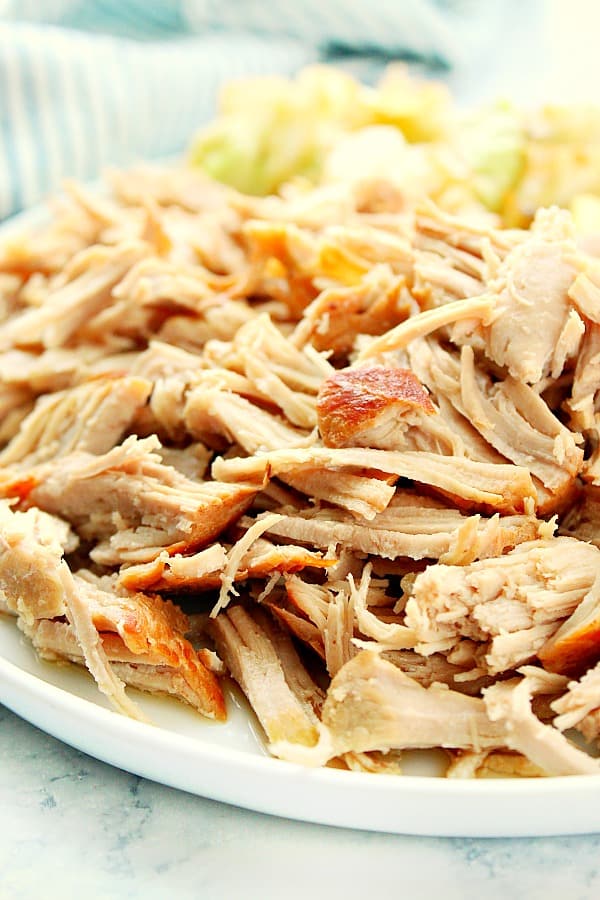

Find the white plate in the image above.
[
  {"left": 1, "top": 204, "right": 600, "bottom": 838},
  {"left": 2, "top": 613, "right": 600, "bottom": 837}
]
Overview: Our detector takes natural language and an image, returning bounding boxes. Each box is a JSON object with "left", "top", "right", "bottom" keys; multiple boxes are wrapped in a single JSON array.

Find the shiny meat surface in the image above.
[{"left": 0, "top": 163, "right": 598, "bottom": 777}]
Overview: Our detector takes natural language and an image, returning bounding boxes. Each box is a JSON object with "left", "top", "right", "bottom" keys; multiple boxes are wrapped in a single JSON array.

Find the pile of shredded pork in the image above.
[{"left": 3, "top": 166, "right": 600, "bottom": 778}]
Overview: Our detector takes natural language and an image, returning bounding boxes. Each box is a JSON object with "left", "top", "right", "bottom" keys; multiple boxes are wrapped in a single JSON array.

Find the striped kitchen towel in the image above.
[{"left": 0, "top": 0, "right": 519, "bottom": 218}]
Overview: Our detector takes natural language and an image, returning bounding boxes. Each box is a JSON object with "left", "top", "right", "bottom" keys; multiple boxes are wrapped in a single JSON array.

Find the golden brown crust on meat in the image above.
[
  {"left": 30, "top": 616, "right": 226, "bottom": 720},
  {"left": 534, "top": 477, "right": 582, "bottom": 519},
  {"left": 539, "top": 620, "right": 600, "bottom": 678},
  {"left": 317, "top": 365, "right": 434, "bottom": 448},
  {"left": 85, "top": 585, "right": 226, "bottom": 720},
  {"left": 92, "top": 590, "right": 188, "bottom": 654},
  {"left": 118, "top": 540, "right": 335, "bottom": 594},
  {"left": 294, "top": 274, "right": 411, "bottom": 356}
]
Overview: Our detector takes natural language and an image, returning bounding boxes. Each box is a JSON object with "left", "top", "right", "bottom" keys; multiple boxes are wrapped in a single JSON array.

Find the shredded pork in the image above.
[{"left": 1, "top": 162, "right": 599, "bottom": 779}]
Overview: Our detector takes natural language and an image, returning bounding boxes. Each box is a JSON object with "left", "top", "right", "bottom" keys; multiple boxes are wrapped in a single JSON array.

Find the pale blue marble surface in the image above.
[{"left": 1, "top": 703, "right": 600, "bottom": 900}]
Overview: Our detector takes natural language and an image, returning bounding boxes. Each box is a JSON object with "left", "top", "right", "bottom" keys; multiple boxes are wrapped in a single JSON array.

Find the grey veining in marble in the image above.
[{"left": 1, "top": 704, "right": 600, "bottom": 900}]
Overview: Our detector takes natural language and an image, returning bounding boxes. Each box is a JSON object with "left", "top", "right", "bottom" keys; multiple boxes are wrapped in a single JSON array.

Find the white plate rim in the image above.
[{"left": 2, "top": 647, "right": 600, "bottom": 837}]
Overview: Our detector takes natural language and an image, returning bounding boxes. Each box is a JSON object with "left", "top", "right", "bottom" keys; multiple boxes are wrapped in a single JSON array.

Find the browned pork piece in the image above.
[
  {"left": 213, "top": 445, "right": 536, "bottom": 515},
  {"left": 0, "top": 241, "right": 149, "bottom": 350},
  {"left": 118, "top": 537, "right": 334, "bottom": 593},
  {"left": 0, "top": 498, "right": 226, "bottom": 720},
  {"left": 23, "top": 574, "right": 226, "bottom": 720},
  {"left": 207, "top": 605, "right": 323, "bottom": 746},
  {"left": 405, "top": 537, "right": 600, "bottom": 673},
  {"left": 269, "top": 651, "right": 508, "bottom": 766},
  {"left": 538, "top": 578, "right": 600, "bottom": 677},
  {"left": 119, "top": 543, "right": 227, "bottom": 592},
  {"left": 0, "top": 435, "right": 257, "bottom": 565},
  {"left": 243, "top": 219, "right": 413, "bottom": 317},
  {"left": 357, "top": 295, "right": 495, "bottom": 360},
  {"left": 483, "top": 668, "right": 599, "bottom": 776},
  {"left": 0, "top": 499, "right": 143, "bottom": 719},
  {"left": 256, "top": 495, "right": 545, "bottom": 564},
  {"left": 453, "top": 207, "right": 584, "bottom": 384},
  {"left": 0, "top": 376, "right": 152, "bottom": 467},
  {"left": 317, "top": 364, "right": 465, "bottom": 455},
  {"left": 291, "top": 264, "right": 413, "bottom": 356},
  {"left": 317, "top": 358, "right": 544, "bottom": 460}
]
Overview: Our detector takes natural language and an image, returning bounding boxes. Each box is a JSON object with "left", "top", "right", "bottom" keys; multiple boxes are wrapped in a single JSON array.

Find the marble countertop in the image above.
[{"left": 1, "top": 704, "right": 600, "bottom": 900}]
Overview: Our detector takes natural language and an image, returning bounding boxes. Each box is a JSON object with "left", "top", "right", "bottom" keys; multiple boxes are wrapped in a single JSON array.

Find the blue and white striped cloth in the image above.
[{"left": 0, "top": 1, "right": 520, "bottom": 218}]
